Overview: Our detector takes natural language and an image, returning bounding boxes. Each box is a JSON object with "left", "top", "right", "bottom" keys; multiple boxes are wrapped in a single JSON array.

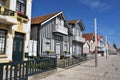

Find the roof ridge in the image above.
[
  {"left": 31, "top": 11, "right": 62, "bottom": 25},
  {"left": 32, "top": 11, "right": 61, "bottom": 19}
]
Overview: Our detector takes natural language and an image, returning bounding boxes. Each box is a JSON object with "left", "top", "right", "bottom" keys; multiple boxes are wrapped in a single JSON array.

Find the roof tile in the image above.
[{"left": 31, "top": 11, "right": 61, "bottom": 25}]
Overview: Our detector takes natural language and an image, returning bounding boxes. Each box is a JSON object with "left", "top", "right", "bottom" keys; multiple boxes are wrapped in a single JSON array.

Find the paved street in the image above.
[{"left": 29, "top": 54, "right": 120, "bottom": 80}]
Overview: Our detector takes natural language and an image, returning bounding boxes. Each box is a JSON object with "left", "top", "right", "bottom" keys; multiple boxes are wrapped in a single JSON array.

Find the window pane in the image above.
[
  {"left": 21, "top": 4, "right": 25, "bottom": 14},
  {"left": 16, "top": 2, "right": 21, "bottom": 12},
  {"left": 16, "top": 0, "right": 26, "bottom": 14},
  {"left": 0, "top": 0, "right": 6, "bottom": 6},
  {"left": 18, "top": 0, "right": 26, "bottom": 4},
  {"left": 0, "top": 29, "right": 6, "bottom": 54}
]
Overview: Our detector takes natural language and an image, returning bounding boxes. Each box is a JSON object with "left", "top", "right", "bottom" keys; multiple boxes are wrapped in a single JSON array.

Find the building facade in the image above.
[
  {"left": 68, "top": 20, "right": 85, "bottom": 57},
  {"left": 0, "top": 0, "right": 32, "bottom": 63},
  {"left": 31, "top": 11, "right": 69, "bottom": 59},
  {"left": 83, "top": 33, "right": 106, "bottom": 56}
]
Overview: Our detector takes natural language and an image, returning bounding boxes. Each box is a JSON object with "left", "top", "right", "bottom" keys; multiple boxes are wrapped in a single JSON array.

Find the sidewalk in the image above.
[{"left": 29, "top": 55, "right": 120, "bottom": 80}]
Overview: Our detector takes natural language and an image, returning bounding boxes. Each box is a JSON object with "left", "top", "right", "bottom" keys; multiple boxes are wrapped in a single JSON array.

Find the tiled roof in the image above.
[
  {"left": 83, "top": 33, "right": 104, "bottom": 41},
  {"left": 82, "top": 33, "right": 94, "bottom": 41},
  {"left": 31, "top": 11, "right": 61, "bottom": 25},
  {"left": 99, "top": 36, "right": 104, "bottom": 39},
  {"left": 68, "top": 19, "right": 85, "bottom": 31},
  {"left": 68, "top": 20, "right": 78, "bottom": 24}
]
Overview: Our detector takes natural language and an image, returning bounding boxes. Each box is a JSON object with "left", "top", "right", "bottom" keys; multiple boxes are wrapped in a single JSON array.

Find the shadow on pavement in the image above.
[{"left": 81, "top": 64, "right": 95, "bottom": 67}]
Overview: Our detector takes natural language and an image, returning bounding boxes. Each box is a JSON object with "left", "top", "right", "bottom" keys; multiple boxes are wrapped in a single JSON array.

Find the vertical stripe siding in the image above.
[
  {"left": 39, "top": 20, "right": 55, "bottom": 56},
  {"left": 38, "top": 18, "right": 69, "bottom": 57}
]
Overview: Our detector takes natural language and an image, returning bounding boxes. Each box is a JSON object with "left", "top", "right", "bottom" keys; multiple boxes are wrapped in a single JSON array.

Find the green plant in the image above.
[
  {"left": 46, "top": 50, "right": 53, "bottom": 53},
  {"left": 63, "top": 50, "right": 68, "bottom": 53}
]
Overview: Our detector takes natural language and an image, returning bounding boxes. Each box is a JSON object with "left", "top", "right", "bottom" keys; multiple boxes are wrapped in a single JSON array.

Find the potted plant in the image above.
[
  {"left": 45, "top": 50, "right": 53, "bottom": 56},
  {"left": 17, "top": 11, "right": 28, "bottom": 19},
  {"left": 63, "top": 50, "right": 68, "bottom": 54},
  {"left": 63, "top": 50, "right": 69, "bottom": 59},
  {"left": 46, "top": 50, "right": 52, "bottom": 53}
]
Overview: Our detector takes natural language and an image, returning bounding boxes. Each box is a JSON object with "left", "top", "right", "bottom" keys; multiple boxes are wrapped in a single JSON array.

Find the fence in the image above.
[
  {"left": 0, "top": 61, "right": 28, "bottom": 80},
  {"left": 57, "top": 56, "right": 87, "bottom": 68},
  {"left": 28, "top": 57, "right": 57, "bottom": 76},
  {"left": 0, "top": 57, "right": 57, "bottom": 80}
]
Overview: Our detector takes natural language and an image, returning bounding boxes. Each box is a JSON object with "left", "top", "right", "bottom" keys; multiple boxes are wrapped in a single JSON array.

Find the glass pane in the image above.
[
  {"left": 0, "top": 0, "right": 6, "bottom": 6},
  {"left": 21, "top": 4, "right": 25, "bottom": 14},
  {"left": 18, "top": 0, "right": 26, "bottom": 4},
  {"left": 0, "top": 29, "right": 6, "bottom": 54},
  {"left": 16, "top": 2, "right": 21, "bottom": 12}
]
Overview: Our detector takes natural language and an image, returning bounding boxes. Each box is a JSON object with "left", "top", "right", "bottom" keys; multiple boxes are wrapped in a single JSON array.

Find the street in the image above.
[{"left": 29, "top": 54, "right": 120, "bottom": 80}]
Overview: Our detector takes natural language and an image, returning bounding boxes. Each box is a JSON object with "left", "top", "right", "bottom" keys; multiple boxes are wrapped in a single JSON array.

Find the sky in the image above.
[{"left": 32, "top": 0, "right": 120, "bottom": 48}]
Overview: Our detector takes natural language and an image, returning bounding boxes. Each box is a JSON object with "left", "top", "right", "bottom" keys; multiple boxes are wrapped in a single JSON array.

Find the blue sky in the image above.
[{"left": 32, "top": 0, "right": 120, "bottom": 47}]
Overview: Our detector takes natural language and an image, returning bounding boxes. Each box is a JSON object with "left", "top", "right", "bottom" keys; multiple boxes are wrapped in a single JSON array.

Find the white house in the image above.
[
  {"left": 0, "top": 0, "right": 32, "bottom": 63},
  {"left": 83, "top": 33, "right": 105, "bottom": 56}
]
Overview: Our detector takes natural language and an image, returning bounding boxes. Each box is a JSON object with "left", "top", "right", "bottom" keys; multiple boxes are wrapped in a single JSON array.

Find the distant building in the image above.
[
  {"left": 83, "top": 33, "right": 105, "bottom": 56},
  {"left": 83, "top": 33, "right": 95, "bottom": 53}
]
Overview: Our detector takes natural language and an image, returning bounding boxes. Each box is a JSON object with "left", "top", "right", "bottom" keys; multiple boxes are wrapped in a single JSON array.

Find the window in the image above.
[
  {"left": 16, "top": 0, "right": 26, "bottom": 14},
  {"left": 56, "top": 17, "right": 64, "bottom": 26},
  {"left": 63, "top": 41, "right": 67, "bottom": 51},
  {"left": 54, "top": 35, "right": 63, "bottom": 41},
  {"left": 46, "top": 39, "right": 51, "bottom": 50},
  {"left": 0, "top": 29, "right": 7, "bottom": 54},
  {"left": 0, "top": 0, "right": 6, "bottom": 6}
]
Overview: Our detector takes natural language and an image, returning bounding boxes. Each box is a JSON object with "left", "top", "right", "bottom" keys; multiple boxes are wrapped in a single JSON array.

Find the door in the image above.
[
  {"left": 56, "top": 42, "right": 61, "bottom": 58},
  {"left": 12, "top": 32, "right": 24, "bottom": 62}
]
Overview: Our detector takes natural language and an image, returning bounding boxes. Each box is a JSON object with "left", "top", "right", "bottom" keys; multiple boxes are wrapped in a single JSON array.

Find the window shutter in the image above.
[
  {"left": 51, "top": 39, "right": 54, "bottom": 52},
  {"left": 42, "top": 38, "right": 46, "bottom": 52}
]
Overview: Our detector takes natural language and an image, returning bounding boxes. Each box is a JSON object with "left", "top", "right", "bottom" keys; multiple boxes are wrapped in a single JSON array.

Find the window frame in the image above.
[
  {"left": 46, "top": 38, "right": 51, "bottom": 50},
  {"left": 16, "top": 0, "right": 26, "bottom": 15}
]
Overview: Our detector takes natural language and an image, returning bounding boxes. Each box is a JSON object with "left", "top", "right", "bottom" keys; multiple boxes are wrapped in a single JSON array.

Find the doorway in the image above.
[{"left": 12, "top": 32, "right": 24, "bottom": 62}]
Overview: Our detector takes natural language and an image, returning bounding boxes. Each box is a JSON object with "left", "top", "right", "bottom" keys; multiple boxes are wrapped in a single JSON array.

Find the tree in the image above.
[{"left": 113, "top": 43, "right": 117, "bottom": 50}]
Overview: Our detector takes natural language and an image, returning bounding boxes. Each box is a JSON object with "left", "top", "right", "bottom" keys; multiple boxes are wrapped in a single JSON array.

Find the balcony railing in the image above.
[
  {"left": 73, "top": 36, "right": 85, "bottom": 43},
  {"left": 0, "top": 6, "right": 16, "bottom": 17},
  {"left": 17, "top": 12, "right": 29, "bottom": 23},
  {"left": 0, "top": 6, "right": 18, "bottom": 24},
  {"left": 53, "top": 24, "right": 68, "bottom": 35},
  {"left": 0, "top": 6, "right": 28, "bottom": 23}
]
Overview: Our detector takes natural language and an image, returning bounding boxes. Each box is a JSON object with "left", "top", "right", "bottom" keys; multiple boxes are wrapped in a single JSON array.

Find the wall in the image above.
[{"left": 0, "top": 0, "right": 32, "bottom": 61}]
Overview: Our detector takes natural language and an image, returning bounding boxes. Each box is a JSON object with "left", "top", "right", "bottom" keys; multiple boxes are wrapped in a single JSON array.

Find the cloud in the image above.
[{"left": 78, "top": 0, "right": 111, "bottom": 11}]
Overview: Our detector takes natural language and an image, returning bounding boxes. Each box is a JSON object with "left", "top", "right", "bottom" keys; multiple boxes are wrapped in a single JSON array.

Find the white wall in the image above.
[
  {"left": 6, "top": 0, "right": 32, "bottom": 61},
  {"left": 83, "top": 42, "right": 89, "bottom": 54}
]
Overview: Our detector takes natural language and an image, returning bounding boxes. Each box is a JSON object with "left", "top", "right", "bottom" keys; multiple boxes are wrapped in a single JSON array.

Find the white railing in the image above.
[
  {"left": 53, "top": 24, "right": 68, "bottom": 35},
  {"left": 73, "top": 36, "right": 85, "bottom": 43}
]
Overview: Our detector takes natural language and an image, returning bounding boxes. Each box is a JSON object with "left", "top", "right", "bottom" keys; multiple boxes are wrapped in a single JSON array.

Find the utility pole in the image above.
[
  {"left": 94, "top": 18, "right": 98, "bottom": 67},
  {"left": 106, "top": 35, "right": 108, "bottom": 59}
]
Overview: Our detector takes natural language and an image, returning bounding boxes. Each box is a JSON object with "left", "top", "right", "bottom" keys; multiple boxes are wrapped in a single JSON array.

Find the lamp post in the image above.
[
  {"left": 106, "top": 35, "right": 108, "bottom": 59},
  {"left": 94, "top": 18, "right": 98, "bottom": 67}
]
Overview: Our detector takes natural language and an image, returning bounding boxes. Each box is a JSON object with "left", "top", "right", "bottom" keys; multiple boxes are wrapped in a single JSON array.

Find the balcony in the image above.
[
  {"left": 17, "top": 12, "right": 29, "bottom": 23},
  {"left": 53, "top": 24, "right": 68, "bottom": 35},
  {"left": 73, "top": 36, "right": 85, "bottom": 43},
  {"left": 0, "top": 6, "right": 18, "bottom": 25}
]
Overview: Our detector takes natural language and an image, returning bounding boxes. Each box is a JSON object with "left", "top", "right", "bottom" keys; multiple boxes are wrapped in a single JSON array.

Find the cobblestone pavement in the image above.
[{"left": 29, "top": 54, "right": 120, "bottom": 80}]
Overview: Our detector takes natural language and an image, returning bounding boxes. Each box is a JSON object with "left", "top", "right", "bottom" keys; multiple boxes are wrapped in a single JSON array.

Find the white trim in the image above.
[{"left": 41, "top": 12, "right": 63, "bottom": 25}]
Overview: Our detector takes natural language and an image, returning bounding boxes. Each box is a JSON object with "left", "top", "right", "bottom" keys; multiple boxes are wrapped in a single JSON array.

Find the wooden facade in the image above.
[{"left": 31, "top": 12, "right": 69, "bottom": 58}]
